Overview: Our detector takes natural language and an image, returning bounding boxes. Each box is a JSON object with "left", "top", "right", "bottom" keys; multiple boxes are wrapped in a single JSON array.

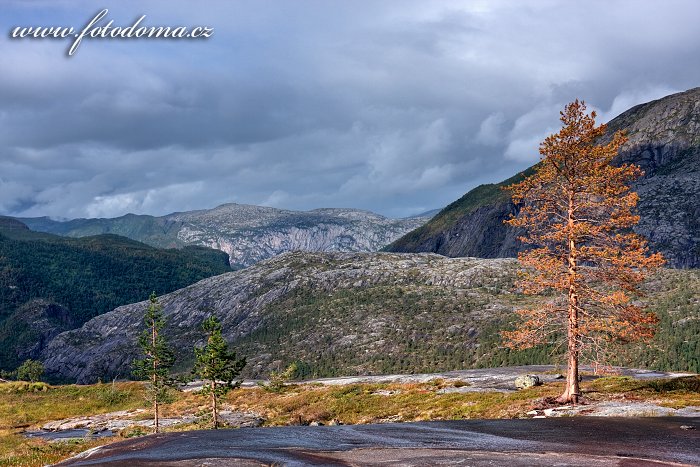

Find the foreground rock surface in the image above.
[
  {"left": 56, "top": 417, "right": 700, "bottom": 466},
  {"left": 34, "top": 409, "right": 262, "bottom": 437},
  {"left": 528, "top": 402, "right": 700, "bottom": 418},
  {"left": 296, "top": 364, "right": 688, "bottom": 388}
]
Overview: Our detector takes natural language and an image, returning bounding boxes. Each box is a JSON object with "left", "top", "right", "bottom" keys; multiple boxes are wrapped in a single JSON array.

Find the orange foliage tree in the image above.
[{"left": 503, "top": 100, "right": 664, "bottom": 403}]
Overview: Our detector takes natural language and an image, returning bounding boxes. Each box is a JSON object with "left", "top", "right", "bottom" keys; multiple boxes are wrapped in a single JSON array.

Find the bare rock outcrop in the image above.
[{"left": 42, "top": 252, "right": 518, "bottom": 383}]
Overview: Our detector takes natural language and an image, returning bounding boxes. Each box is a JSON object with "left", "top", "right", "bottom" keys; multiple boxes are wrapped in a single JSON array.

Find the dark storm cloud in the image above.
[{"left": 1, "top": 0, "right": 700, "bottom": 218}]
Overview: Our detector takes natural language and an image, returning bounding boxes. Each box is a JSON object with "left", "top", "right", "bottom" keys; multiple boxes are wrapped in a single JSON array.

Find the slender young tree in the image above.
[
  {"left": 133, "top": 292, "right": 176, "bottom": 433},
  {"left": 503, "top": 100, "right": 664, "bottom": 403},
  {"left": 192, "top": 316, "right": 246, "bottom": 429}
]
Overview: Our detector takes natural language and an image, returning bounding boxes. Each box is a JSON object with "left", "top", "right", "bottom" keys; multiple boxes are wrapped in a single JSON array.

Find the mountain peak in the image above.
[
  {"left": 388, "top": 87, "right": 700, "bottom": 268},
  {"left": 606, "top": 87, "right": 700, "bottom": 151}
]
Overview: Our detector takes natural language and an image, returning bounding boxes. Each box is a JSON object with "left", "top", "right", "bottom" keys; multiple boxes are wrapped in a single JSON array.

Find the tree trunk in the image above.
[
  {"left": 211, "top": 381, "right": 218, "bottom": 429},
  {"left": 153, "top": 396, "right": 159, "bottom": 434},
  {"left": 152, "top": 322, "right": 160, "bottom": 433},
  {"left": 558, "top": 192, "right": 581, "bottom": 404}
]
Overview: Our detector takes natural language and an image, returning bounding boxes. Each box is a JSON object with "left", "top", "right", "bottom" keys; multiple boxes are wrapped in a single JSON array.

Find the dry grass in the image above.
[
  {"left": 0, "top": 430, "right": 112, "bottom": 467},
  {"left": 224, "top": 382, "right": 560, "bottom": 425},
  {"left": 582, "top": 375, "right": 700, "bottom": 407},
  {"left": 0, "top": 381, "right": 143, "bottom": 467},
  {"left": 0, "top": 382, "right": 143, "bottom": 431}
]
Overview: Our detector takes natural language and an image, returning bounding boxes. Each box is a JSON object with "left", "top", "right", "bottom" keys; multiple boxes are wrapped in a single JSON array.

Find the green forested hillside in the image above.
[
  {"left": 0, "top": 217, "right": 231, "bottom": 371},
  {"left": 234, "top": 268, "right": 700, "bottom": 378},
  {"left": 385, "top": 169, "right": 532, "bottom": 254},
  {"left": 475, "top": 275, "right": 700, "bottom": 374}
]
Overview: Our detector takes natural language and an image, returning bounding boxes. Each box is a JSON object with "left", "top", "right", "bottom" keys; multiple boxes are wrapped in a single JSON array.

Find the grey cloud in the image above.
[{"left": 1, "top": 0, "right": 700, "bottom": 219}]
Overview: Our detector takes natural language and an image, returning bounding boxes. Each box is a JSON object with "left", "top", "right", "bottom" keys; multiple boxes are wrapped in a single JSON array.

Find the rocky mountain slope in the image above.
[
  {"left": 42, "top": 251, "right": 699, "bottom": 383},
  {"left": 21, "top": 205, "right": 433, "bottom": 268},
  {"left": 387, "top": 88, "right": 700, "bottom": 268},
  {"left": 0, "top": 218, "right": 231, "bottom": 371}
]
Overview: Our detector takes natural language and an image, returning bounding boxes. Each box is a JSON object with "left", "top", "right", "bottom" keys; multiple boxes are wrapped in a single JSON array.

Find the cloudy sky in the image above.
[{"left": 1, "top": 0, "right": 699, "bottom": 219}]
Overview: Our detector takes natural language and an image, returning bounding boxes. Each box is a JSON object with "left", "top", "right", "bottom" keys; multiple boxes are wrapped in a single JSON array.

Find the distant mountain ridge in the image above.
[
  {"left": 21, "top": 204, "right": 434, "bottom": 268},
  {"left": 387, "top": 88, "right": 700, "bottom": 268}
]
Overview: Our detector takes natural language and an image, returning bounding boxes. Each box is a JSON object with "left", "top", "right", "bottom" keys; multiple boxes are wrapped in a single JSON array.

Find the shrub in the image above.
[
  {"left": 119, "top": 426, "right": 148, "bottom": 438},
  {"left": 96, "top": 381, "right": 130, "bottom": 406},
  {"left": 262, "top": 363, "right": 299, "bottom": 393},
  {"left": 16, "top": 359, "right": 44, "bottom": 383}
]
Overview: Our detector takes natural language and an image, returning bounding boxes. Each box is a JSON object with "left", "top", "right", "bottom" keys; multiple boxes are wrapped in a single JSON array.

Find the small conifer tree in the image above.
[
  {"left": 263, "top": 362, "right": 298, "bottom": 393},
  {"left": 192, "top": 316, "right": 246, "bottom": 429},
  {"left": 133, "top": 292, "right": 176, "bottom": 433}
]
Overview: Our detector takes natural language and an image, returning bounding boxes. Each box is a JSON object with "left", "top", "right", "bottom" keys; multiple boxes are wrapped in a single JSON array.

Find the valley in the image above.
[{"left": 0, "top": 217, "right": 231, "bottom": 372}]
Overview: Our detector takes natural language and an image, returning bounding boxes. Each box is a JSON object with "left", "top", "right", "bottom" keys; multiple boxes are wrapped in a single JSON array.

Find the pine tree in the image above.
[
  {"left": 133, "top": 292, "right": 176, "bottom": 433},
  {"left": 503, "top": 100, "right": 664, "bottom": 403},
  {"left": 192, "top": 316, "right": 246, "bottom": 429}
]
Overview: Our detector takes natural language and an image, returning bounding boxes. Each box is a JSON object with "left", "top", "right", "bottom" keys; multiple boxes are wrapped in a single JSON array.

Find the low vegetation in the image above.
[
  {"left": 1, "top": 375, "right": 698, "bottom": 466},
  {"left": 0, "top": 381, "right": 143, "bottom": 466}
]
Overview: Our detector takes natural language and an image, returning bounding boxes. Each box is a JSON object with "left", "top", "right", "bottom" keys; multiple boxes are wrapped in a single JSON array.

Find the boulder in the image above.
[
  {"left": 217, "top": 411, "right": 264, "bottom": 428},
  {"left": 514, "top": 374, "right": 541, "bottom": 389}
]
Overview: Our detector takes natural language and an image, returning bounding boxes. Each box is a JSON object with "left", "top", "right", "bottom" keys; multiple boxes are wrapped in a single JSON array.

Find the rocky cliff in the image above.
[
  {"left": 387, "top": 88, "right": 700, "bottom": 268},
  {"left": 42, "top": 251, "right": 700, "bottom": 383},
  {"left": 22, "top": 205, "right": 432, "bottom": 268}
]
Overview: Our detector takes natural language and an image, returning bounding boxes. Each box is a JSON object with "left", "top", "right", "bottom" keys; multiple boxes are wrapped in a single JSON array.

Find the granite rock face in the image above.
[
  {"left": 394, "top": 200, "right": 521, "bottom": 260},
  {"left": 42, "top": 252, "right": 520, "bottom": 383},
  {"left": 389, "top": 88, "right": 700, "bottom": 268},
  {"left": 170, "top": 206, "right": 433, "bottom": 268},
  {"left": 605, "top": 89, "right": 700, "bottom": 268}
]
